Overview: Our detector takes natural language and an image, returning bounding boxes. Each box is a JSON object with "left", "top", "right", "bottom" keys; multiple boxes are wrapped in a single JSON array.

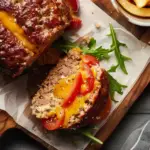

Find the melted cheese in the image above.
[
  {"left": 48, "top": 106, "right": 63, "bottom": 119},
  {"left": 53, "top": 74, "right": 75, "bottom": 99},
  {"left": 53, "top": 67, "right": 98, "bottom": 127},
  {"left": 63, "top": 94, "right": 90, "bottom": 127},
  {"left": 91, "top": 66, "right": 97, "bottom": 78},
  {"left": 0, "top": 11, "right": 35, "bottom": 54},
  {"left": 53, "top": 74, "right": 91, "bottom": 127}
]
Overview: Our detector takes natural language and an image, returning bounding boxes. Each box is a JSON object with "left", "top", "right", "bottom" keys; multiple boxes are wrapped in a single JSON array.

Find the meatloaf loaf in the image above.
[
  {"left": 31, "top": 48, "right": 110, "bottom": 130},
  {"left": 0, "top": 0, "right": 71, "bottom": 77}
]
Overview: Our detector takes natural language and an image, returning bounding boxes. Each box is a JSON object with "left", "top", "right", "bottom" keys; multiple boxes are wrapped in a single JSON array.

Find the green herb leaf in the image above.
[
  {"left": 108, "top": 73, "right": 127, "bottom": 102},
  {"left": 81, "top": 38, "right": 113, "bottom": 60},
  {"left": 108, "top": 64, "right": 119, "bottom": 72},
  {"left": 52, "top": 38, "right": 78, "bottom": 53},
  {"left": 88, "top": 37, "right": 96, "bottom": 49},
  {"left": 118, "top": 41, "right": 127, "bottom": 47},
  {"left": 122, "top": 55, "right": 132, "bottom": 61},
  {"left": 80, "top": 130, "right": 103, "bottom": 145},
  {"left": 82, "top": 46, "right": 113, "bottom": 60},
  {"left": 107, "top": 33, "right": 111, "bottom": 37},
  {"left": 109, "top": 24, "right": 130, "bottom": 74}
]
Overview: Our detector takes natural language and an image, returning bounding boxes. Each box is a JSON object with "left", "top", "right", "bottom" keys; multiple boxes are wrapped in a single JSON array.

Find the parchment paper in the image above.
[{"left": 0, "top": 0, "right": 149, "bottom": 150}]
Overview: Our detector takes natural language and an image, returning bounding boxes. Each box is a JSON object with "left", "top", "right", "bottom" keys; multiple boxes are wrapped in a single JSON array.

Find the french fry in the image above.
[
  {"left": 133, "top": 0, "right": 150, "bottom": 8},
  {"left": 117, "top": 0, "right": 150, "bottom": 17}
]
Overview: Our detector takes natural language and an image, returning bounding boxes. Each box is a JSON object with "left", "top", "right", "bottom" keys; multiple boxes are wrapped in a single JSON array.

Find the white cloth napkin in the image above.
[{"left": 121, "top": 120, "right": 150, "bottom": 150}]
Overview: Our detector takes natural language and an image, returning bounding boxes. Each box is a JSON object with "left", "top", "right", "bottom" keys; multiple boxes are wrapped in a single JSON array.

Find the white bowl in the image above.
[{"left": 111, "top": 0, "right": 150, "bottom": 26}]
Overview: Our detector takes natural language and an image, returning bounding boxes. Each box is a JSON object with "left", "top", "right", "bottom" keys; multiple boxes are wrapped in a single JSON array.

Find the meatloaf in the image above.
[
  {"left": 31, "top": 48, "right": 110, "bottom": 129},
  {"left": 0, "top": 0, "right": 71, "bottom": 77}
]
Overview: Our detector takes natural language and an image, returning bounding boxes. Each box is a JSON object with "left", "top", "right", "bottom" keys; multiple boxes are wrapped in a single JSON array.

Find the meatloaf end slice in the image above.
[
  {"left": 0, "top": 0, "right": 71, "bottom": 46},
  {"left": 0, "top": 21, "right": 33, "bottom": 76},
  {"left": 0, "top": 0, "right": 71, "bottom": 77},
  {"left": 31, "top": 49, "right": 109, "bottom": 129}
]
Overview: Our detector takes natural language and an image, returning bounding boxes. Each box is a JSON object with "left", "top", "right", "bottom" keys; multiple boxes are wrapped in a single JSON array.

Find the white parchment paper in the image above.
[{"left": 0, "top": 0, "right": 149, "bottom": 150}]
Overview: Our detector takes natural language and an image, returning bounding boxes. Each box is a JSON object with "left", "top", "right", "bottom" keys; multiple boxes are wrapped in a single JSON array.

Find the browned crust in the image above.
[
  {"left": 0, "top": 22, "right": 65, "bottom": 77},
  {"left": 0, "top": 21, "right": 32, "bottom": 77},
  {"left": 0, "top": 0, "right": 71, "bottom": 46},
  {"left": 0, "top": 0, "right": 71, "bottom": 77},
  {"left": 30, "top": 25, "right": 68, "bottom": 72}
]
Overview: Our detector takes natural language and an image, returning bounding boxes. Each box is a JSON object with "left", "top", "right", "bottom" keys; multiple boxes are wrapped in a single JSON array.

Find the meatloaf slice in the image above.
[
  {"left": 0, "top": 0, "right": 71, "bottom": 45},
  {"left": 0, "top": 0, "right": 71, "bottom": 77},
  {"left": 31, "top": 48, "right": 110, "bottom": 129},
  {"left": 0, "top": 21, "right": 33, "bottom": 76}
]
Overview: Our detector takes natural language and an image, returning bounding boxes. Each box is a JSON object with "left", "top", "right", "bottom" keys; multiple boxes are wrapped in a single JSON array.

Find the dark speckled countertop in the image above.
[{"left": 102, "top": 84, "right": 150, "bottom": 150}]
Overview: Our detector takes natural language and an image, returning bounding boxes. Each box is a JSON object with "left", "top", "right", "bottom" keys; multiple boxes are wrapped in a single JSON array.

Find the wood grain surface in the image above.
[
  {"left": 0, "top": 1, "right": 149, "bottom": 150},
  {"left": 92, "top": 0, "right": 150, "bottom": 45},
  {"left": 86, "top": 63, "right": 150, "bottom": 150},
  {"left": 86, "top": 0, "right": 150, "bottom": 149},
  {"left": 0, "top": 111, "right": 16, "bottom": 135}
]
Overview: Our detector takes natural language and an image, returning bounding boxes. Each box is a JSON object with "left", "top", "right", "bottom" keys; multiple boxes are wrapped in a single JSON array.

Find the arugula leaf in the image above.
[
  {"left": 68, "top": 125, "right": 103, "bottom": 146},
  {"left": 118, "top": 41, "right": 127, "bottom": 47},
  {"left": 88, "top": 37, "right": 96, "bottom": 49},
  {"left": 108, "top": 64, "right": 119, "bottom": 72},
  {"left": 122, "top": 55, "right": 132, "bottom": 61},
  {"left": 52, "top": 37, "right": 113, "bottom": 61},
  {"left": 82, "top": 46, "right": 113, "bottom": 60},
  {"left": 52, "top": 38, "right": 78, "bottom": 53},
  {"left": 109, "top": 24, "right": 131, "bottom": 74},
  {"left": 80, "top": 130, "right": 103, "bottom": 145},
  {"left": 81, "top": 38, "right": 113, "bottom": 60},
  {"left": 69, "top": 125, "right": 103, "bottom": 145},
  {"left": 108, "top": 73, "right": 127, "bottom": 102}
]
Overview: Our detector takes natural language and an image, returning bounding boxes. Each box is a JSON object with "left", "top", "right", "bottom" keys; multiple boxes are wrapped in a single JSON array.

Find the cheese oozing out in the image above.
[
  {"left": 0, "top": 11, "right": 36, "bottom": 55},
  {"left": 53, "top": 67, "right": 99, "bottom": 127}
]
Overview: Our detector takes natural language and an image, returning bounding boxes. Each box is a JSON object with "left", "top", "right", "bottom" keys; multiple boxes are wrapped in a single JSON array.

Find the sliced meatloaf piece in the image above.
[
  {"left": 31, "top": 48, "right": 110, "bottom": 129},
  {"left": 0, "top": 21, "right": 33, "bottom": 76},
  {"left": 0, "top": 0, "right": 71, "bottom": 77}
]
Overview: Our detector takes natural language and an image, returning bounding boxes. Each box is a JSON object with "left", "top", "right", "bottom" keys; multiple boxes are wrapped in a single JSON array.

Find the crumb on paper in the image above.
[
  {"left": 83, "top": 35, "right": 91, "bottom": 44},
  {"left": 76, "top": 31, "right": 93, "bottom": 45},
  {"left": 77, "top": 35, "right": 91, "bottom": 45},
  {"left": 95, "top": 23, "right": 101, "bottom": 29}
]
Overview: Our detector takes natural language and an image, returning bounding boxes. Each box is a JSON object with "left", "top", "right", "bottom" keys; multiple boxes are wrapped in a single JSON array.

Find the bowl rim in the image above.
[{"left": 111, "top": 0, "right": 150, "bottom": 27}]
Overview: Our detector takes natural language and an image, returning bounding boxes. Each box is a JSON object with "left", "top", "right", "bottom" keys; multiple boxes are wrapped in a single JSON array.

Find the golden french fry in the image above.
[
  {"left": 117, "top": 0, "right": 150, "bottom": 17},
  {"left": 148, "top": 1, "right": 150, "bottom": 5},
  {"left": 133, "top": 0, "right": 150, "bottom": 8}
]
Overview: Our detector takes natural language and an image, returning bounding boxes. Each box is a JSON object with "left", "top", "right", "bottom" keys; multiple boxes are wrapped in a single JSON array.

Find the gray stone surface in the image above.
[
  {"left": 129, "top": 86, "right": 150, "bottom": 114},
  {"left": 102, "top": 84, "right": 150, "bottom": 150}
]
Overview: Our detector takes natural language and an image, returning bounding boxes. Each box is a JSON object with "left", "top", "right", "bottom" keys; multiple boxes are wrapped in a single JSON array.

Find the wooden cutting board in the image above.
[
  {"left": 0, "top": 0, "right": 149, "bottom": 150},
  {"left": 86, "top": 0, "right": 150, "bottom": 149},
  {"left": 93, "top": 0, "right": 150, "bottom": 44},
  {"left": 86, "top": 64, "right": 150, "bottom": 150}
]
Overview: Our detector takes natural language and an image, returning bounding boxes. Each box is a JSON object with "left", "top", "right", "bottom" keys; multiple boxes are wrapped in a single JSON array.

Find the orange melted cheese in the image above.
[
  {"left": 63, "top": 94, "right": 90, "bottom": 127},
  {"left": 53, "top": 74, "right": 91, "bottom": 127},
  {"left": 0, "top": 11, "right": 35, "bottom": 55},
  {"left": 53, "top": 68, "right": 98, "bottom": 127},
  {"left": 48, "top": 106, "right": 63, "bottom": 120},
  {"left": 53, "top": 74, "right": 75, "bottom": 100}
]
